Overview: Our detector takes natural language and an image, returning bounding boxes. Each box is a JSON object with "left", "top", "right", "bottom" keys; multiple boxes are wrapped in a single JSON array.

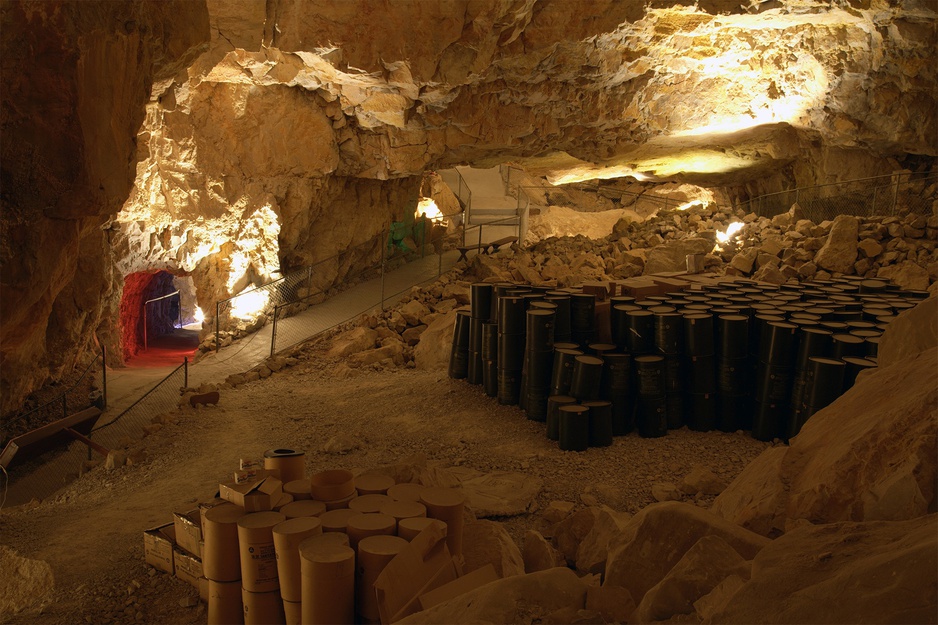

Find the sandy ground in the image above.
[{"left": 0, "top": 335, "right": 771, "bottom": 624}]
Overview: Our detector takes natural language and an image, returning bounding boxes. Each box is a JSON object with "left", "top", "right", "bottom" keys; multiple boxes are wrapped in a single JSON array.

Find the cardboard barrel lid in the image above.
[
  {"left": 348, "top": 494, "right": 392, "bottom": 514},
  {"left": 319, "top": 508, "right": 363, "bottom": 533},
  {"left": 355, "top": 473, "right": 396, "bottom": 495},
  {"left": 280, "top": 499, "right": 327, "bottom": 519},
  {"left": 379, "top": 500, "right": 427, "bottom": 522},
  {"left": 387, "top": 483, "right": 425, "bottom": 502},
  {"left": 310, "top": 469, "right": 355, "bottom": 502}
]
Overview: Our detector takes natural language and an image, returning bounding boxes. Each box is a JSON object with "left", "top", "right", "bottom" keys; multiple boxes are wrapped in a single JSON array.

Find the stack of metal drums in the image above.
[{"left": 447, "top": 277, "right": 927, "bottom": 449}]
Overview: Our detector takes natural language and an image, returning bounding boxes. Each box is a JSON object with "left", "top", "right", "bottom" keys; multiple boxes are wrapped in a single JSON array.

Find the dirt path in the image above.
[{"left": 1, "top": 342, "right": 771, "bottom": 624}]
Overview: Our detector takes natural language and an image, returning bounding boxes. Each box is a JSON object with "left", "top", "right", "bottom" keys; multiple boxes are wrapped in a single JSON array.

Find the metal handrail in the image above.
[{"left": 738, "top": 171, "right": 938, "bottom": 214}]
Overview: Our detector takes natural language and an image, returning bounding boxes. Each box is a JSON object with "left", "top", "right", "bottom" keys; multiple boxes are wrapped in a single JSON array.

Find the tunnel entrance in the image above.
[{"left": 119, "top": 270, "right": 201, "bottom": 366}]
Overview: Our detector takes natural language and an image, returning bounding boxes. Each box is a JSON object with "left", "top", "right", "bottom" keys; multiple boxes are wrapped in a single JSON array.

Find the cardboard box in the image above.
[
  {"left": 374, "top": 523, "right": 459, "bottom": 624},
  {"left": 418, "top": 564, "right": 498, "bottom": 611},
  {"left": 581, "top": 281, "right": 613, "bottom": 301},
  {"left": 219, "top": 476, "right": 283, "bottom": 512},
  {"left": 234, "top": 467, "right": 281, "bottom": 484},
  {"left": 173, "top": 509, "right": 202, "bottom": 558},
  {"left": 240, "top": 458, "right": 264, "bottom": 470},
  {"left": 173, "top": 546, "right": 203, "bottom": 590},
  {"left": 144, "top": 523, "right": 176, "bottom": 575}
]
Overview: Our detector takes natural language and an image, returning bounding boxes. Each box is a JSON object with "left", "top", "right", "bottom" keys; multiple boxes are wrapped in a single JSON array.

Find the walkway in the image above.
[
  {"left": 440, "top": 166, "right": 521, "bottom": 243},
  {"left": 105, "top": 249, "right": 461, "bottom": 415}
]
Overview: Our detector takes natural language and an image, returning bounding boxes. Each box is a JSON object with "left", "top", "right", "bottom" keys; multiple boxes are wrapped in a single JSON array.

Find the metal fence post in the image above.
[
  {"left": 142, "top": 303, "right": 148, "bottom": 351},
  {"left": 270, "top": 307, "right": 278, "bottom": 358},
  {"left": 892, "top": 174, "right": 901, "bottom": 215},
  {"left": 380, "top": 225, "right": 388, "bottom": 311},
  {"left": 184, "top": 356, "right": 188, "bottom": 388},
  {"left": 215, "top": 301, "right": 220, "bottom": 353},
  {"left": 102, "top": 345, "right": 107, "bottom": 409},
  {"left": 62, "top": 394, "right": 67, "bottom": 420}
]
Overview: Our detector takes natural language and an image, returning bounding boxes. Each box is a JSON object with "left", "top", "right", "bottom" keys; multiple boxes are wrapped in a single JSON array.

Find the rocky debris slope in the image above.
[{"left": 464, "top": 200, "right": 938, "bottom": 291}]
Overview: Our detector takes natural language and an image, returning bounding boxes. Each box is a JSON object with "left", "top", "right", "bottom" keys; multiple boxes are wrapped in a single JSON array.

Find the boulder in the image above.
[
  {"left": 652, "top": 481, "right": 682, "bottom": 502},
  {"left": 401, "top": 324, "right": 427, "bottom": 346},
  {"left": 328, "top": 326, "right": 378, "bottom": 358},
  {"left": 857, "top": 237, "right": 883, "bottom": 258},
  {"left": 603, "top": 502, "right": 770, "bottom": 605},
  {"left": 814, "top": 214, "right": 859, "bottom": 273},
  {"left": 680, "top": 465, "right": 728, "bottom": 496},
  {"left": 585, "top": 585, "right": 635, "bottom": 625},
  {"left": 642, "top": 238, "right": 715, "bottom": 274},
  {"left": 0, "top": 546, "right": 54, "bottom": 617},
  {"left": 575, "top": 506, "right": 632, "bottom": 574},
  {"left": 752, "top": 263, "right": 786, "bottom": 284},
  {"left": 413, "top": 309, "right": 457, "bottom": 371},
  {"left": 876, "top": 261, "right": 930, "bottom": 291},
  {"left": 712, "top": 347, "right": 937, "bottom": 534},
  {"left": 709, "top": 515, "right": 938, "bottom": 624},
  {"left": 440, "top": 282, "right": 471, "bottom": 304},
  {"left": 399, "top": 299, "right": 431, "bottom": 326},
  {"left": 729, "top": 249, "right": 756, "bottom": 274},
  {"left": 710, "top": 447, "right": 788, "bottom": 538},
  {"left": 632, "top": 535, "right": 749, "bottom": 623},
  {"left": 523, "top": 530, "right": 565, "bottom": 573},
  {"left": 877, "top": 298, "right": 937, "bottom": 368},
  {"left": 447, "top": 468, "right": 542, "bottom": 517},
  {"left": 462, "top": 519, "right": 525, "bottom": 579},
  {"left": 397, "top": 567, "right": 589, "bottom": 625},
  {"left": 554, "top": 507, "right": 600, "bottom": 566},
  {"left": 348, "top": 341, "right": 404, "bottom": 367}
]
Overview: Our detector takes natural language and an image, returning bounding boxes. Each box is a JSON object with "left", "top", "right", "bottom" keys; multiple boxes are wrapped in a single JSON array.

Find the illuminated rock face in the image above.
[{"left": 2, "top": 0, "right": 936, "bottom": 413}]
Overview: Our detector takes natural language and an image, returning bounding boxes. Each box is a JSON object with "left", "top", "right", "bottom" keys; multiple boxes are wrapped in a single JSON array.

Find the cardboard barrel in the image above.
[
  {"left": 356, "top": 535, "right": 409, "bottom": 622},
  {"left": 242, "top": 588, "right": 285, "bottom": 625},
  {"left": 419, "top": 487, "right": 466, "bottom": 558},
  {"left": 397, "top": 517, "right": 447, "bottom": 542},
  {"left": 386, "top": 483, "right": 425, "bottom": 503},
  {"left": 237, "top": 512, "right": 286, "bottom": 593},
  {"left": 203, "top": 503, "right": 245, "bottom": 582},
  {"left": 283, "top": 480, "right": 312, "bottom": 501},
  {"left": 320, "top": 508, "right": 363, "bottom": 533},
  {"left": 263, "top": 449, "right": 306, "bottom": 484},
  {"left": 346, "top": 513, "right": 396, "bottom": 551},
  {"left": 273, "top": 517, "right": 323, "bottom": 603},
  {"left": 208, "top": 579, "right": 244, "bottom": 625},
  {"left": 300, "top": 539, "right": 355, "bottom": 625}
]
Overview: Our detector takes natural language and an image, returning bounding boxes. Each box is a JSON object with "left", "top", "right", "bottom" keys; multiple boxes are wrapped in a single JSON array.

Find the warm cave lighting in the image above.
[
  {"left": 416, "top": 197, "right": 445, "bottom": 223},
  {"left": 230, "top": 289, "right": 269, "bottom": 320},
  {"left": 194, "top": 306, "right": 205, "bottom": 323},
  {"left": 714, "top": 221, "right": 745, "bottom": 252},
  {"left": 676, "top": 200, "right": 705, "bottom": 211}
]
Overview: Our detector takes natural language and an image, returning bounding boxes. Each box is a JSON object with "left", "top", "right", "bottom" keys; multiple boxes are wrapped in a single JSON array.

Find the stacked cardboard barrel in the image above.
[
  {"left": 198, "top": 454, "right": 465, "bottom": 625},
  {"left": 449, "top": 277, "right": 928, "bottom": 448}
]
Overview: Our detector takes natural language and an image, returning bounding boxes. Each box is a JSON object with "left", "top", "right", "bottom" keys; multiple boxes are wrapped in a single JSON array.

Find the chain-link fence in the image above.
[
  {"left": 268, "top": 223, "right": 465, "bottom": 356},
  {"left": 739, "top": 172, "right": 937, "bottom": 221},
  {"left": 1, "top": 349, "right": 108, "bottom": 506},
  {"left": 1, "top": 348, "right": 106, "bottom": 448},
  {"left": 89, "top": 358, "right": 188, "bottom": 448}
]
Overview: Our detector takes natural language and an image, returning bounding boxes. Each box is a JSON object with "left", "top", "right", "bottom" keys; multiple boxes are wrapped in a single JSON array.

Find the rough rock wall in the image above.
[
  {"left": 3, "top": 0, "right": 936, "bottom": 415},
  {"left": 0, "top": 1, "right": 210, "bottom": 414}
]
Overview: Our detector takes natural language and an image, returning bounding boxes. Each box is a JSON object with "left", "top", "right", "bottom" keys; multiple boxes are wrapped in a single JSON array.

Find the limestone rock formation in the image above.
[
  {"left": 603, "top": 501, "right": 770, "bottom": 606},
  {"left": 708, "top": 514, "right": 938, "bottom": 624},
  {"left": 3, "top": 0, "right": 937, "bottom": 418},
  {"left": 813, "top": 214, "right": 859, "bottom": 273},
  {"left": 0, "top": 545, "right": 54, "bottom": 617},
  {"left": 397, "top": 567, "right": 589, "bottom": 625}
]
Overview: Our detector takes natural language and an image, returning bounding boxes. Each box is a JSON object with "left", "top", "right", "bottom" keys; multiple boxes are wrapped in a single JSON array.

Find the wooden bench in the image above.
[
  {"left": 487, "top": 236, "right": 518, "bottom": 253},
  {"left": 456, "top": 242, "right": 489, "bottom": 262},
  {"left": 456, "top": 236, "right": 519, "bottom": 262},
  {"left": 0, "top": 406, "right": 107, "bottom": 469}
]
